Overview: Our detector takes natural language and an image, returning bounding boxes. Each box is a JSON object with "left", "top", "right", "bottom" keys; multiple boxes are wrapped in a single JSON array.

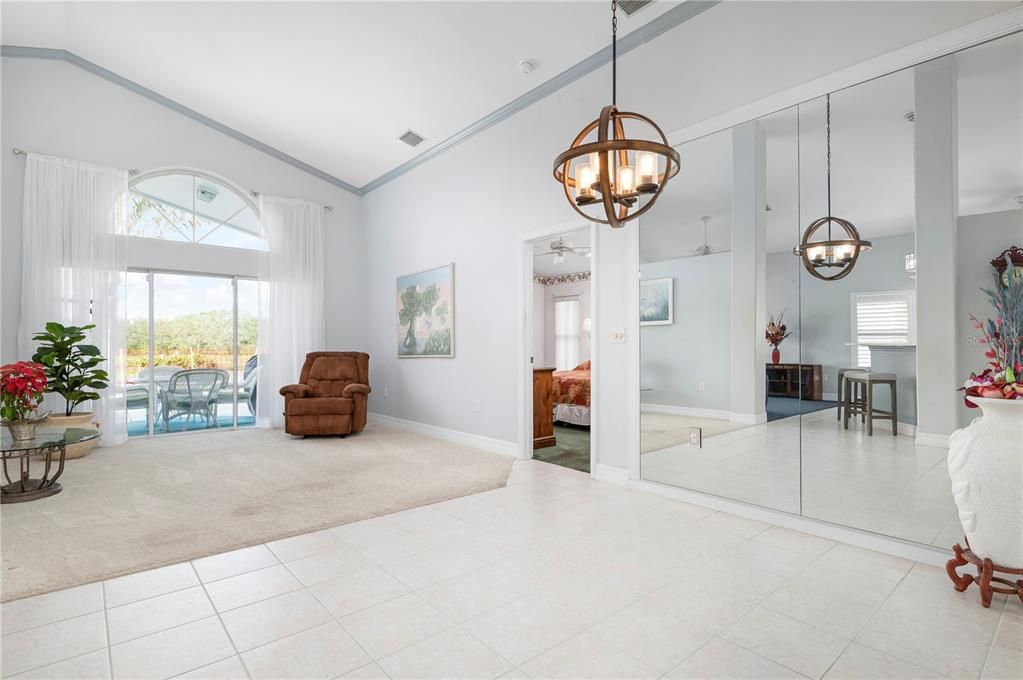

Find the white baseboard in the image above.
[
  {"left": 367, "top": 412, "right": 517, "bottom": 457},
  {"left": 594, "top": 463, "right": 630, "bottom": 486},
  {"left": 628, "top": 478, "right": 951, "bottom": 567},
  {"left": 915, "top": 431, "right": 951, "bottom": 449},
  {"left": 729, "top": 411, "right": 767, "bottom": 425},
  {"left": 640, "top": 403, "right": 730, "bottom": 420},
  {"left": 867, "top": 420, "right": 917, "bottom": 436}
]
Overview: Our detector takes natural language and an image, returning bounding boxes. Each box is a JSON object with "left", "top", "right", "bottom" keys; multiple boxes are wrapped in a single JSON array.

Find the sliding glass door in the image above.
[{"left": 126, "top": 270, "right": 258, "bottom": 436}]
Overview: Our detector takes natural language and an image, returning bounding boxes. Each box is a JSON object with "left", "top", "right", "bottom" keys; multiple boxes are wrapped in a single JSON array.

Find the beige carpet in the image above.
[
  {"left": 1, "top": 425, "right": 512, "bottom": 602},
  {"left": 641, "top": 411, "right": 749, "bottom": 453}
]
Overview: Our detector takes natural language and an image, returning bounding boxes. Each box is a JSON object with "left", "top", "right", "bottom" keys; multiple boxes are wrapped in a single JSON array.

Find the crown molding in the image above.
[
  {"left": 360, "top": 1, "right": 720, "bottom": 193},
  {"left": 1, "top": 1, "right": 721, "bottom": 197},
  {"left": 1, "top": 45, "right": 364, "bottom": 196}
]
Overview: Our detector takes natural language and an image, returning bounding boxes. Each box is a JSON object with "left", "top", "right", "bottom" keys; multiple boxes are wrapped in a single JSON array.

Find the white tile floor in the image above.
[
  {"left": 642, "top": 409, "right": 962, "bottom": 547},
  {"left": 2, "top": 458, "right": 1020, "bottom": 680}
]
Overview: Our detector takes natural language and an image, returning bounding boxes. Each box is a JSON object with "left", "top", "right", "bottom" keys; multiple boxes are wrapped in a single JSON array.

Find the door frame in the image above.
[{"left": 517, "top": 219, "right": 598, "bottom": 476}]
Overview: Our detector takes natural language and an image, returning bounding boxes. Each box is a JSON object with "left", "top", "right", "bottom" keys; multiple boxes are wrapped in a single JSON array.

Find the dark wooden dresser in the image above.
[
  {"left": 766, "top": 363, "right": 823, "bottom": 400},
  {"left": 533, "top": 367, "right": 556, "bottom": 449}
]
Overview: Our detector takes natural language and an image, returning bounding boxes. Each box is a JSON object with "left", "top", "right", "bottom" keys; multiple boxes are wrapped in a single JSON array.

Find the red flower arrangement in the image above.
[{"left": 1, "top": 361, "right": 48, "bottom": 421}]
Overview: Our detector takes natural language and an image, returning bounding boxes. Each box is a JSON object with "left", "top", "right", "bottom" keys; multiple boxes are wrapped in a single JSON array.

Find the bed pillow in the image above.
[{"left": 573, "top": 360, "right": 591, "bottom": 371}]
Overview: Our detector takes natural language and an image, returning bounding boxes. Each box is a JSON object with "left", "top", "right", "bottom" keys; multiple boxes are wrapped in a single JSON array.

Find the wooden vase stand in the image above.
[{"left": 946, "top": 541, "right": 1023, "bottom": 608}]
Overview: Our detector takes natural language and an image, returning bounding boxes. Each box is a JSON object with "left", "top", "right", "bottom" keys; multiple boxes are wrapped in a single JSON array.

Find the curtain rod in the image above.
[
  {"left": 13, "top": 147, "right": 140, "bottom": 175},
  {"left": 249, "top": 190, "right": 333, "bottom": 212},
  {"left": 13, "top": 148, "right": 333, "bottom": 212}
]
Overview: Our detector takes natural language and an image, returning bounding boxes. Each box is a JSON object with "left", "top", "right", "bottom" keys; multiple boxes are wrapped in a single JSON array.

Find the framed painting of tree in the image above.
[{"left": 396, "top": 263, "right": 455, "bottom": 357}]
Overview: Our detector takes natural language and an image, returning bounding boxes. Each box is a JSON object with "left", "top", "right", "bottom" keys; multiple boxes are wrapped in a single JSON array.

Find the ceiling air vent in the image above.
[
  {"left": 618, "top": 0, "right": 654, "bottom": 17},
  {"left": 399, "top": 129, "right": 425, "bottom": 147}
]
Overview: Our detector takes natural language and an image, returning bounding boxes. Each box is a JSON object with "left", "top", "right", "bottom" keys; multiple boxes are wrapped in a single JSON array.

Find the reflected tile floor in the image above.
[
  {"left": 642, "top": 409, "right": 962, "bottom": 547},
  {"left": 2, "top": 459, "right": 1019, "bottom": 680}
]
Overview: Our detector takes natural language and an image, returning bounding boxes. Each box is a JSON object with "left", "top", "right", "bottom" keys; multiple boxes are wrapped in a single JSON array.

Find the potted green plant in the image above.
[{"left": 31, "top": 322, "right": 109, "bottom": 457}]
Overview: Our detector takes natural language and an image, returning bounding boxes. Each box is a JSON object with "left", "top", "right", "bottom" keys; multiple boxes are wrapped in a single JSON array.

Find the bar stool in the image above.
[
  {"left": 836, "top": 367, "right": 868, "bottom": 422},
  {"left": 843, "top": 371, "right": 898, "bottom": 436}
]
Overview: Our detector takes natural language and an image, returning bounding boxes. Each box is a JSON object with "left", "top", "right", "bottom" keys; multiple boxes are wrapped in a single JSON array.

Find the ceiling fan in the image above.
[
  {"left": 684, "top": 216, "right": 729, "bottom": 258},
  {"left": 538, "top": 238, "right": 591, "bottom": 264}
]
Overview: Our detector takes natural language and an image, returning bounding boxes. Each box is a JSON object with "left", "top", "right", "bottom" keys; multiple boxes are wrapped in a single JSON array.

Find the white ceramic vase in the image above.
[{"left": 947, "top": 397, "right": 1023, "bottom": 565}]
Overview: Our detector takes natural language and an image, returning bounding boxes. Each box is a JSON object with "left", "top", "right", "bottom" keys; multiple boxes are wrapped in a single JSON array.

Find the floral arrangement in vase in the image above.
[
  {"left": 765, "top": 313, "right": 792, "bottom": 364},
  {"left": 960, "top": 255, "right": 1023, "bottom": 407},
  {"left": 1, "top": 361, "right": 48, "bottom": 441}
]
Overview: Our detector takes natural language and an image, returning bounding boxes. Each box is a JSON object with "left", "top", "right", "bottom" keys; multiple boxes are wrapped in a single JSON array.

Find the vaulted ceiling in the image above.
[{"left": 0, "top": 0, "right": 682, "bottom": 189}]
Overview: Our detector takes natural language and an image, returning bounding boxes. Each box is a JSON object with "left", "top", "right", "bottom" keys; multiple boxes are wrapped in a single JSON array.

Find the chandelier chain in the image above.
[
  {"left": 826, "top": 93, "right": 832, "bottom": 239},
  {"left": 611, "top": 0, "right": 618, "bottom": 106}
]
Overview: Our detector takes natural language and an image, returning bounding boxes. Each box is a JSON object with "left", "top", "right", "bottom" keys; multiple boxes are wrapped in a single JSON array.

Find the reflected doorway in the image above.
[{"left": 528, "top": 227, "right": 593, "bottom": 474}]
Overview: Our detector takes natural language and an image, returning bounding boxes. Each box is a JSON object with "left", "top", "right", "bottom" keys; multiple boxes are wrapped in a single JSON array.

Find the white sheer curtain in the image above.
[
  {"left": 18, "top": 153, "right": 130, "bottom": 446},
  {"left": 256, "top": 195, "right": 325, "bottom": 428},
  {"left": 554, "top": 298, "right": 581, "bottom": 371}
]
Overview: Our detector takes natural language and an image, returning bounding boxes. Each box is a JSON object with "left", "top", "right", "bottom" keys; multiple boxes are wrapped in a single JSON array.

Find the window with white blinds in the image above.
[
  {"left": 554, "top": 298, "right": 581, "bottom": 371},
  {"left": 850, "top": 291, "right": 916, "bottom": 368}
]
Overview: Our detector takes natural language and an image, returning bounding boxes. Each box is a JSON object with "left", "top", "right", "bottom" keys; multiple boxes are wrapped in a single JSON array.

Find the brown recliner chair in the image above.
[{"left": 279, "top": 352, "right": 371, "bottom": 436}]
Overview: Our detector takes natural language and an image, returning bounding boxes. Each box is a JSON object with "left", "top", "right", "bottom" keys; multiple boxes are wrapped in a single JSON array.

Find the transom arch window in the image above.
[{"left": 128, "top": 169, "right": 266, "bottom": 251}]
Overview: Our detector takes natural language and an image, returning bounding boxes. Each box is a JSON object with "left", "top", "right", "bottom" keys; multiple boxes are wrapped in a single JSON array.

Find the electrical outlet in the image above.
[
  {"left": 384, "top": 387, "right": 389, "bottom": 399},
  {"left": 698, "top": 382, "right": 705, "bottom": 392},
  {"left": 689, "top": 427, "right": 702, "bottom": 447},
  {"left": 473, "top": 399, "right": 481, "bottom": 412},
  {"left": 611, "top": 329, "right": 626, "bottom": 343}
]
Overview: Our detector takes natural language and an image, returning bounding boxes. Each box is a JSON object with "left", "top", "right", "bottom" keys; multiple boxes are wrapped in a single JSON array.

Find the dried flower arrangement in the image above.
[
  {"left": 766, "top": 313, "right": 793, "bottom": 349},
  {"left": 961, "top": 253, "right": 1023, "bottom": 407}
]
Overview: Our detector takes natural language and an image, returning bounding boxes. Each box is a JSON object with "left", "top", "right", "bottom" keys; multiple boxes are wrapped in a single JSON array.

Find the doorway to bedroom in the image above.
[{"left": 528, "top": 226, "right": 592, "bottom": 473}]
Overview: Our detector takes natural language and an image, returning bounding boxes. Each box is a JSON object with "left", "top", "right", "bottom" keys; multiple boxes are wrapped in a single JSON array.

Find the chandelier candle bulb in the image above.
[
  {"left": 636, "top": 151, "right": 658, "bottom": 192},
  {"left": 575, "top": 163, "right": 596, "bottom": 203},
  {"left": 589, "top": 152, "right": 602, "bottom": 188},
  {"left": 616, "top": 165, "right": 636, "bottom": 195}
]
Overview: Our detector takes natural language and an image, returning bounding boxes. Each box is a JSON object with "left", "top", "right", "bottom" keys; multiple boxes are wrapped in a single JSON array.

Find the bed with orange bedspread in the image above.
[{"left": 552, "top": 361, "right": 591, "bottom": 426}]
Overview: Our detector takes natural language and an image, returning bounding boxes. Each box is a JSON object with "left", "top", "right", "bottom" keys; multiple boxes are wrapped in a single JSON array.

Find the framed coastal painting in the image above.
[
  {"left": 397, "top": 263, "right": 455, "bottom": 357},
  {"left": 640, "top": 277, "right": 673, "bottom": 326}
]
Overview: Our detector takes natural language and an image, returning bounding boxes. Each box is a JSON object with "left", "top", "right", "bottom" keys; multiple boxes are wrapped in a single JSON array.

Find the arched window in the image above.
[{"left": 128, "top": 169, "right": 265, "bottom": 251}]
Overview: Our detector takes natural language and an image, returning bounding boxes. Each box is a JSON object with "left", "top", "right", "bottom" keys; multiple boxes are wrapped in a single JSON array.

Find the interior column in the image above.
[
  {"left": 730, "top": 121, "right": 768, "bottom": 424},
  {"left": 914, "top": 56, "right": 959, "bottom": 442}
]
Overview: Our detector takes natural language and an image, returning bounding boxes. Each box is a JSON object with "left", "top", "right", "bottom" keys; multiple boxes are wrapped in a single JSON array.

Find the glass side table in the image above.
[{"left": 1, "top": 427, "right": 99, "bottom": 503}]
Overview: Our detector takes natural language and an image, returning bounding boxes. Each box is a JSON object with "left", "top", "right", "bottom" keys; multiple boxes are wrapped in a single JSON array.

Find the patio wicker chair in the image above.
[{"left": 160, "top": 369, "right": 229, "bottom": 432}]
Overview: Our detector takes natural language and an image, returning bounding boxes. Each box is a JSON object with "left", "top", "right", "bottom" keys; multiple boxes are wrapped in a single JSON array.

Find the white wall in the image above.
[
  {"left": 0, "top": 57, "right": 364, "bottom": 364},
  {"left": 543, "top": 279, "right": 591, "bottom": 369},
  {"left": 359, "top": 1, "right": 1010, "bottom": 468},
  {"left": 640, "top": 253, "right": 731, "bottom": 413},
  {"left": 531, "top": 281, "right": 545, "bottom": 367}
]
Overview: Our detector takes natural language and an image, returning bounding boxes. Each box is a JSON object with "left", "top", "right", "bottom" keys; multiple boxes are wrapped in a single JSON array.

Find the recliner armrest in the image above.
[
  {"left": 342, "top": 383, "right": 371, "bottom": 398},
  {"left": 280, "top": 384, "right": 314, "bottom": 398}
]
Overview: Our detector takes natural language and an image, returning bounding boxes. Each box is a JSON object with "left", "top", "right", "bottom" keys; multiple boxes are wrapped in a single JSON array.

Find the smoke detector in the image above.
[{"left": 518, "top": 60, "right": 535, "bottom": 75}]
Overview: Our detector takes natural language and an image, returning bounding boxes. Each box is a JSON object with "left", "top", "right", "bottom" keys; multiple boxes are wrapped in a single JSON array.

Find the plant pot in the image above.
[
  {"left": 44, "top": 413, "right": 99, "bottom": 459},
  {"left": 3, "top": 420, "right": 38, "bottom": 442},
  {"left": 948, "top": 397, "right": 1023, "bottom": 565},
  {"left": 771, "top": 348, "right": 781, "bottom": 365}
]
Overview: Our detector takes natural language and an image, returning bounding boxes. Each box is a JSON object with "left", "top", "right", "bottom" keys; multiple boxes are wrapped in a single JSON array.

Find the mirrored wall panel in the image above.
[
  {"left": 639, "top": 106, "right": 802, "bottom": 514},
  {"left": 639, "top": 30, "right": 1022, "bottom": 550}
]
